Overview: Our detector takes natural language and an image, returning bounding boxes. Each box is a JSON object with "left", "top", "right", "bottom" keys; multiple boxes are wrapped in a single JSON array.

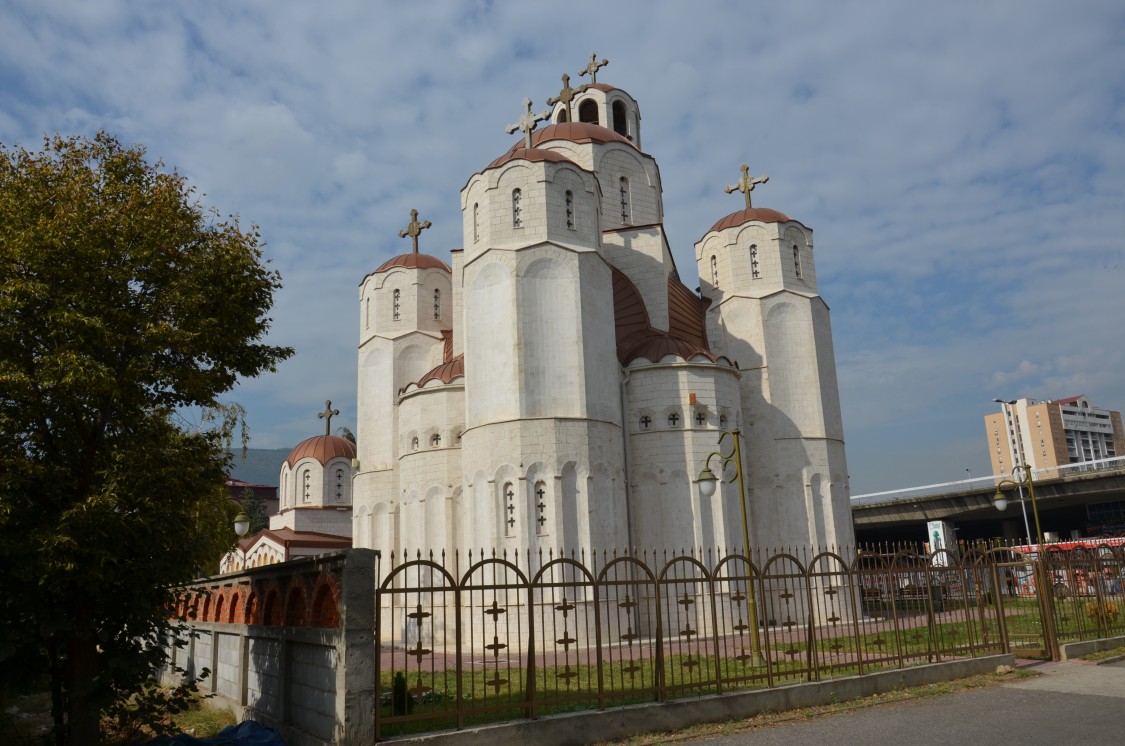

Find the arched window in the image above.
[
  {"left": 612, "top": 100, "right": 628, "bottom": 137},
  {"left": 793, "top": 244, "right": 802, "bottom": 278},
  {"left": 619, "top": 177, "right": 630, "bottom": 223},
  {"left": 578, "top": 99, "right": 599, "bottom": 125},
  {"left": 557, "top": 108, "right": 569, "bottom": 123},
  {"left": 750, "top": 245, "right": 760, "bottom": 279},
  {"left": 393, "top": 289, "right": 401, "bottom": 320},
  {"left": 534, "top": 481, "right": 548, "bottom": 536},
  {"left": 411, "top": 436, "right": 419, "bottom": 451},
  {"left": 512, "top": 189, "right": 522, "bottom": 228},
  {"left": 565, "top": 190, "right": 574, "bottom": 230},
  {"left": 364, "top": 297, "right": 370, "bottom": 329},
  {"left": 473, "top": 202, "right": 479, "bottom": 242},
  {"left": 430, "top": 433, "right": 441, "bottom": 447},
  {"left": 302, "top": 469, "right": 310, "bottom": 502},
  {"left": 503, "top": 482, "right": 516, "bottom": 537},
  {"left": 434, "top": 289, "right": 440, "bottom": 320},
  {"left": 335, "top": 468, "right": 344, "bottom": 501},
  {"left": 710, "top": 255, "right": 719, "bottom": 287}
]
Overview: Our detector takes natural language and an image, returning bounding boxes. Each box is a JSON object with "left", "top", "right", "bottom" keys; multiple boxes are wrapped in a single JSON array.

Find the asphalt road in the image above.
[{"left": 676, "top": 660, "right": 1125, "bottom": 745}]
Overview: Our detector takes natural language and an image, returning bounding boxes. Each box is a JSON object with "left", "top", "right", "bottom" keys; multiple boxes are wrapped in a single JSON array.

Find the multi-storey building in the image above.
[{"left": 985, "top": 395, "right": 1122, "bottom": 477}]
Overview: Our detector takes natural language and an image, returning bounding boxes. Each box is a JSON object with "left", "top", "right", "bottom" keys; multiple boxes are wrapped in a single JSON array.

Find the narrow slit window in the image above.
[
  {"left": 619, "top": 177, "right": 630, "bottom": 223},
  {"left": 565, "top": 190, "right": 574, "bottom": 229},
  {"left": 512, "top": 189, "right": 522, "bottom": 228},
  {"left": 710, "top": 255, "right": 719, "bottom": 287},
  {"left": 750, "top": 245, "right": 760, "bottom": 279},
  {"left": 434, "top": 289, "right": 440, "bottom": 320},
  {"left": 473, "top": 202, "right": 479, "bottom": 242},
  {"left": 504, "top": 483, "right": 516, "bottom": 536},
  {"left": 393, "top": 289, "right": 401, "bottom": 320},
  {"left": 793, "top": 244, "right": 802, "bottom": 278}
]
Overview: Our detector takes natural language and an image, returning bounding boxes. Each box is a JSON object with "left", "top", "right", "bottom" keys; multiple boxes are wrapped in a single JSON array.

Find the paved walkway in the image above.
[{"left": 677, "top": 659, "right": 1125, "bottom": 745}]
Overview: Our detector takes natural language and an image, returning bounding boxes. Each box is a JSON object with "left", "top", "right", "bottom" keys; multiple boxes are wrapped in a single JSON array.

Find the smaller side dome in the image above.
[
  {"left": 486, "top": 146, "right": 576, "bottom": 171},
  {"left": 374, "top": 253, "right": 451, "bottom": 273},
  {"left": 708, "top": 207, "right": 795, "bottom": 234},
  {"left": 286, "top": 435, "right": 357, "bottom": 467}
]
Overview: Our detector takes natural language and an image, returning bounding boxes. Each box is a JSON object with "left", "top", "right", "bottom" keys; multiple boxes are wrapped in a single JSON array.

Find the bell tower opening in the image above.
[
  {"left": 612, "top": 100, "right": 628, "bottom": 137},
  {"left": 578, "top": 99, "right": 599, "bottom": 125}
]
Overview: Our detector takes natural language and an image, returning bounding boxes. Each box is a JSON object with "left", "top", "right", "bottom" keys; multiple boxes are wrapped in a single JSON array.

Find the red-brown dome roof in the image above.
[
  {"left": 708, "top": 207, "right": 794, "bottom": 234},
  {"left": 403, "top": 353, "right": 465, "bottom": 393},
  {"left": 486, "top": 147, "right": 577, "bottom": 170},
  {"left": 285, "top": 435, "right": 357, "bottom": 467},
  {"left": 621, "top": 332, "right": 720, "bottom": 365},
  {"left": 374, "top": 253, "right": 451, "bottom": 273},
  {"left": 530, "top": 121, "right": 636, "bottom": 149}
]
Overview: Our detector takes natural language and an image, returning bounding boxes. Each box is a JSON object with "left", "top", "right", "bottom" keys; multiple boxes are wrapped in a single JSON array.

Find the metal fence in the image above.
[{"left": 374, "top": 545, "right": 1020, "bottom": 739}]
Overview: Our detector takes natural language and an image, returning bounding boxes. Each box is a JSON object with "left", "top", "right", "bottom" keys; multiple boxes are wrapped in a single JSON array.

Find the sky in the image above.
[{"left": 2, "top": 1, "right": 1124, "bottom": 495}]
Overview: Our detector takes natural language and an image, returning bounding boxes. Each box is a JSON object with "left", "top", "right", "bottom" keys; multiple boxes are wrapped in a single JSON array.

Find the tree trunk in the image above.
[{"left": 65, "top": 635, "right": 101, "bottom": 746}]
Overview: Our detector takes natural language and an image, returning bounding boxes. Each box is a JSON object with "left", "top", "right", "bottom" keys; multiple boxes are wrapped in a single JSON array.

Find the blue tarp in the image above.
[{"left": 147, "top": 720, "right": 285, "bottom": 746}]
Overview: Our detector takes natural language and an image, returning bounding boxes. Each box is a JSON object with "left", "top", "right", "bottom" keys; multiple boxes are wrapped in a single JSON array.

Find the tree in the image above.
[
  {"left": 0, "top": 133, "right": 293, "bottom": 744},
  {"left": 239, "top": 486, "right": 270, "bottom": 536}
]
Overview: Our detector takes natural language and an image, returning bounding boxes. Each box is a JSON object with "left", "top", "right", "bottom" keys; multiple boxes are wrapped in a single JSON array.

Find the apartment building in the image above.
[{"left": 985, "top": 395, "right": 1122, "bottom": 477}]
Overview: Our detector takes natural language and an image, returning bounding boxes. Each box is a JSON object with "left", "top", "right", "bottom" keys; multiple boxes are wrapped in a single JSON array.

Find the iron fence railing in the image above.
[{"left": 374, "top": 545, "right": 1020, "bottom": 739}]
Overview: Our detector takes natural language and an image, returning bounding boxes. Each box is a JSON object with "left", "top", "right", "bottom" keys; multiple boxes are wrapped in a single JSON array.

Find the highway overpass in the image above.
[{"left": 850, "top": 456, "right": 1125, "bottom": 545}]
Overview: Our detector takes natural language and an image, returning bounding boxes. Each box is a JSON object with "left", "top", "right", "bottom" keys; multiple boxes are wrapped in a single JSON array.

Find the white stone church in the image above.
[
  {"left": 226, "top": 57, "right": 854, "bottom": 572},
  {"left": 351, "top": 60, "right": 853, "bottom": 558}
]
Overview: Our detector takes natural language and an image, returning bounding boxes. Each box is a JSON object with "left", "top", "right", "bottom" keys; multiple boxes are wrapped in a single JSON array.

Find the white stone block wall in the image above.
[
  {"left": 601, "top": 227, "right": 673, "bottom": 332},
  {"left": 594, "top": 146, "right": 662, "bottom": 232}
]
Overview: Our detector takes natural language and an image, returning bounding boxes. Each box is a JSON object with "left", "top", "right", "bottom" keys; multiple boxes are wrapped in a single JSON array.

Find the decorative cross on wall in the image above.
[
  {"left": 640, "top": 415, "right": 652, "bottom": 429},
  {"left": 668, "top": 412, "right": 680, "bottom": 427},
  {"left": 535, "top": 486, "right": 547, "bottom": 529},
  {"left": 696, "top": 411, "right": 706, "bottom": 426},
  {"left": 578, "top": 52, "right": 609, "bottom": 84},
  {"left": 318, "top": 400, "right": 339, "bottom": 436},
  {"left": 506, "top": 97, "right": 552, "bottom": 149},
  {"left": 724, "top": 163, "right": 769, "bottom": 209},
  {"left": 398, "top": 208, "right": 432, "bottom": 253}
]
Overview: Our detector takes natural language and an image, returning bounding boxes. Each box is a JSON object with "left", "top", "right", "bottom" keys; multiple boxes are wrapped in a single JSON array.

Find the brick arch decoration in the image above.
[
  {"left": 284, "top": 581, "right": 308, "bottom": 626},
  {"left": 214, "top": 593, "right": 225, "bottom": 623},
  {"left": 244, "top": 592, "right": 259, "bottom": 626},
  {"left": 261, "top": 588, "right": 283, "bottom": 626},
  {"left": 200, "top": 593, "right": 211, "bottom": 622},
  {"left": 309, "top": 572, "right": 341, "bottom": 628},
  {"left": 228, "top": 590, "right": 241, "bottom": 623}
]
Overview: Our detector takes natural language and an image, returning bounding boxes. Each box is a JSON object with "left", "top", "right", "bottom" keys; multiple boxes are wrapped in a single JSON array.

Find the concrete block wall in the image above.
[{"left": 165, "top": 550, "right": 378, "bottom": 746}]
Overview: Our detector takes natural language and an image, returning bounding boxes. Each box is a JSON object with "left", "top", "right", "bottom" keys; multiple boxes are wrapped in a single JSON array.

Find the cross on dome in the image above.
[
  {"left": 506, "top": 97, "right": 551, "bottom": 149},
  {"left": 318, "top": 399, "right": 340, "bottom": 436},
  {"left": 724, "top": 163, "right": 769, "bottom": 209},
  {"left": 398, "top": 209, "right": 432, "bottom": 253},
  {"left": 579, "top": 52, "right": 609, "bottom": 84},
  {"left": 547, "top": 73, "right": 589, "bottom": 122}
]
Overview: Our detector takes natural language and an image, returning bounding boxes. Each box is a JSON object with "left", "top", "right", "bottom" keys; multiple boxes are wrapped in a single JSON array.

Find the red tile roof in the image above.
[
  {"left": 707, "top": 207, "right": 795, "bottom": 234},
  {"left": 401, "top": 353, "right": 465, "bottom": 394},
  {"left": 612, "top": 267, "right": 721, "bottom": 365},
  {"left": 285, "top": 435, "right": 357, "bottom": 467},
  {"left": 486, "top": 146, "right": 577, "bottom": 170},
  {"left": 530, "top": 121, "right": 636, "bottom": 149},
  {"left": 375, "top": 253, "right": 451, "bottom": 273}
]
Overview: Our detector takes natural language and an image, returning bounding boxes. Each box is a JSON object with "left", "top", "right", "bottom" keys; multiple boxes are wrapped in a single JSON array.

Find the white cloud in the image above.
[{"left": 3, "top": 0, "right": 1123, "bottom": 492}]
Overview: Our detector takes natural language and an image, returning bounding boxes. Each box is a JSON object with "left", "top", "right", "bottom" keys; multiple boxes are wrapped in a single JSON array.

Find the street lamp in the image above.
[
  {"left": 992, "top": 464, "right": 1044, "bottom": 548},
  {"left": 233, "top": 510, "right": 251, "bottom": 538},
  {"left": 696, "top": 428, "right": 761, "bottom": 666}
]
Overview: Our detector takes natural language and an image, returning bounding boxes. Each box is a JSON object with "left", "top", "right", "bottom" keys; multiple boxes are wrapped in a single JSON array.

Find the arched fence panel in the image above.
[
  {"left": 595, "top": 553, "right": 661, "bottom": 707},
  {"left": 375, "top": 552, "right": 460, "bottom": 740},
  {"left": 656, "top": 553, "right": 719, "bottom": 698},
  {"left": 712, "top": 553, "right": 769, "bottom": 690},
  {"left": 758, "top": 552, "right": 812, "bottom": 685}
]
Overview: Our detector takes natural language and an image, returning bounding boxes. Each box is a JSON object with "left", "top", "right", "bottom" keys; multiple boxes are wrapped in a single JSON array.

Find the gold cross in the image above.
[
  {"left": 724, "top": 163, "right": 769, "bottom": 209},
  {"left": 318, "top": 400, "right": 339, "bottom": 436},
  {"left": 398, "top": 208, "right": 432, "bottom": 253},
  {"left": 547, "top": 73, "right": 589, "bottom": 122},
  {"left": 578, "top": 52, "right": 609, "bottom": 85},
  {"left": 505, "top": 97, "right": 551, "bottom": 149}
]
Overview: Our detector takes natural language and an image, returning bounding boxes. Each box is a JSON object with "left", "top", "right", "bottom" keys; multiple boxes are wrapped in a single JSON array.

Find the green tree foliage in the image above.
[
  {"left": 0, "top": 133, "right": 293, "bottom": 744},
  {"left": 239, "top": 486, "right": 270, "bottom": 536}
]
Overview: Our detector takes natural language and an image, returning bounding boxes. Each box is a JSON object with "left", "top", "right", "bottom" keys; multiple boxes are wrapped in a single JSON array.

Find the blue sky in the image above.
[{"left": 3, "top": 1, "right": 1124, "bottom": 494}]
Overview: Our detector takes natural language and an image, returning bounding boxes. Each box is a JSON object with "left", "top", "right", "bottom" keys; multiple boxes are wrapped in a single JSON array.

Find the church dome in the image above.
[
  {"left": 285, "top": 435, "right": 357, "bottom": 467},
  {"left": 486, "top": 146, "right": 576, "bottom": 171},
  {"left": 707, "top": 207, "right": 796, "bottom": 234},
  {"left": 374, "top": 253, "right": 451, "bottom": 273},
  {"left": 530, "top": 121, "right": 636, "bottom": 149}
]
